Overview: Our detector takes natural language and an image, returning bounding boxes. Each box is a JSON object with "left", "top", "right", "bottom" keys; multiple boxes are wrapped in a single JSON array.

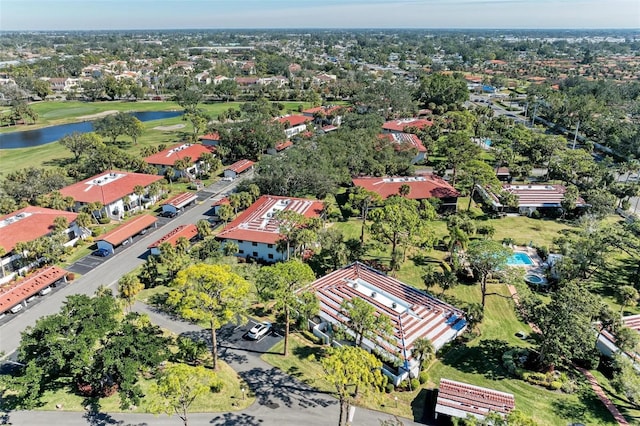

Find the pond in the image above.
[{"left": 0, "top": 110, "right": 183, "bottom": 149}]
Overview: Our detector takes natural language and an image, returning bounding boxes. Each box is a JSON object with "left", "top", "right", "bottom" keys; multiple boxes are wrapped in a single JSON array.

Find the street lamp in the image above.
[
  {"left": 394, "top": 396, "right": 398, "bottom": 408},
  {"left": 241, "top": 386, "right": 246, "bottom": 401}
]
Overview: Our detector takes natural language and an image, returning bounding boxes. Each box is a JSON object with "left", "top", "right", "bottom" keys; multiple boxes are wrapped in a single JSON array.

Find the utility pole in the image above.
[{"left": 530, "top": 103, "right": 538, "bottom": 128}]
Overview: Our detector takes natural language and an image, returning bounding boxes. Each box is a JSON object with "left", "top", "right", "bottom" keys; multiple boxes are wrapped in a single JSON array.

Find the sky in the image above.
[{"left": 1, "top": 0, "right": 638, "bottom": 31}]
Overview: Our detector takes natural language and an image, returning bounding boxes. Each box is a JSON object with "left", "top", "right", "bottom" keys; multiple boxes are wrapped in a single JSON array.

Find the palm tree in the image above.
[
  {"left": 133, "top": 185, "right": 145, "bottom": 210},
  {"left": 0, "top": 246, "right": 6, "bottom": 278},
  {"left": 196, "top": 219, "right": 212, "bottom": 240},
  {"left": 165, "top": 167, "right": 175, "bottom": 187},
  {"left": 399, "top": 184, "right": 411, "bottom": 197},
  {"left": 148, "top": 182, "right": 162, "bottom": 204}
]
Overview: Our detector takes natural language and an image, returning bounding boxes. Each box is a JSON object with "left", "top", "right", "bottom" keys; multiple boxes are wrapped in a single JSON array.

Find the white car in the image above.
[
  {"left": 247, "top": 321, "right": 272, "bottom": 340},
  {"left": 222, "top": 176, "right": 234, "bottom": 182}
]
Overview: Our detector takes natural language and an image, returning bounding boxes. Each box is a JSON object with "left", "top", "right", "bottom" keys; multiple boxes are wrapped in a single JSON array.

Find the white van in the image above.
[{"left": 10, "top": 304, "right": 23, "bottom": 314}]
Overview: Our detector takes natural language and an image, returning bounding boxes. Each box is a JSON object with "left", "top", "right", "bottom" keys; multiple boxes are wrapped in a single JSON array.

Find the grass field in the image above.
[
  {"left": 0, "top": 100, "right": 311, "bottom": 176},
  {"left": 33, "top": 360, "right": 253, "bottom": 414}
]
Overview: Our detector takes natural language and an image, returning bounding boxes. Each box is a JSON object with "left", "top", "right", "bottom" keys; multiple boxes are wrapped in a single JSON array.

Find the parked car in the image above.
[
  {"left": 160, "top": 210, "right": 178, "bottom": 218},
  {"left": 222, "top": 176, "right": 234, "bottom": 182},
  {"left": 247, "top": 321, "right": 272, "bottom": 340},
  {"left": 92, "top": 248, "right": 111, "bottom": 257}
]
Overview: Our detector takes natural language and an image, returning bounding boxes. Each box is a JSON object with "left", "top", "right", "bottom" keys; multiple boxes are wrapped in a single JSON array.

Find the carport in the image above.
[
  {"left": 162, "top": 192, "right": 198, "bottom": 215},
  {"left": 96, "top": 214, "right": 158, "bottom": 253}
]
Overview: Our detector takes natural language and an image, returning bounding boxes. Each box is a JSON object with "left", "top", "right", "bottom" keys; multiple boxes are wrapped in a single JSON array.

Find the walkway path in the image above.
[{"left": 507, "top": 285, "right": 630, "bottom": 426}]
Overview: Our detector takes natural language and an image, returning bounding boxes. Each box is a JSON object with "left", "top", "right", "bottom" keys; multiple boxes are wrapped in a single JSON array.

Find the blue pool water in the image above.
[{"left": 506, "top": 252, "right": 534, "bottom": 266}]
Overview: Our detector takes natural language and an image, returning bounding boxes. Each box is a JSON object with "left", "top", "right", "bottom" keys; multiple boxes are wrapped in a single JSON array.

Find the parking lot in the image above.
[{"left": 218, "top": 319, "right": 283, "bottom": 354}]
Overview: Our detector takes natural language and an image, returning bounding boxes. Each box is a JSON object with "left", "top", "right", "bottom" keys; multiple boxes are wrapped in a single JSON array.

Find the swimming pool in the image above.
[{"left": 506, "top": 252, "right": 534, "bottom": 266}]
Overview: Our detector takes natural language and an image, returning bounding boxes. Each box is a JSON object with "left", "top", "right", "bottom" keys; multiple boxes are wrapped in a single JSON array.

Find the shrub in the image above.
[
  {"left": 385, "top": 383, "right": 395, "bottom": 393},
  {"left": 536, "top": 245, "right": 549, "bottom": 260},
  {"left": 410, "top": 378, "right": 420, "bottom": 390},
  {"left": 66, "top": 272, "right": 75, "bottom": 281},
  {"left": 549, "top": 381, "right": 562, "bottom": 390},
  {"left": 419, "top": 371, "right": 429, "bottom": 385},
  {"left": 98, "top": 217, "right": 111, "bottom": 224}
]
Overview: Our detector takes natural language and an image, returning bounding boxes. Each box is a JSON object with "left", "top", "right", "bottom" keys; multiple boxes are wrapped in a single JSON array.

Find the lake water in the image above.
[{"left": 0, "top": 110, "right": 183, "bottom": 149}]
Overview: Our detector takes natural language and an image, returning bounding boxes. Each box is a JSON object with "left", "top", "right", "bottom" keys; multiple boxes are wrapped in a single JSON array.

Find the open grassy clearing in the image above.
[{"left": 33, "top": 360, "right": 253, "bottom": 414}]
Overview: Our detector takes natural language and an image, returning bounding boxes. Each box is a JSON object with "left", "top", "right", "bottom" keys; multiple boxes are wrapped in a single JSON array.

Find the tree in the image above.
[
  {"left": 31, "top": 79, "right": 52, "bottom": 99},
  {"left": 348, "top": 186, "right": 382, "bottom": 243},
  {"left": 217, "top": 204, "right": 234, "bottom": 224},
  {"left": 59, "top": 132, "right": 104, "bottom": 161},
  {"left": 616, "top": 285, "right": 639, "bottom": 317},
  {"left": 416, "top": 73, "right": 469, "bottom": 109},
  {"left": 133, "top": 185, "right": 145, "bottom": 209},
  {"left": 196, "top": 219, "right": 212, "bottom": 240},
  {"left": 611, "top": 354, "right": 640, "bottom": 408},
  {"left": 340, "top": 297, "right": 393, "bottom": 348},
  {"left": 322, "top": 346, "right": 384, "bottom": 426},
  {"left": 255, "top": 260, "right": 316, "bottom": 356},
  {"left": 521, "top": 281, "right": 603, "bottom": 369},
  {"left": 368, "top": 196, "right": 425, "bottom": 267},
  {"left": 150, "top": 364, "right": 221, "bottom": 426},
  {"left": 438, "top": 132, "right": 481, "bottom": 185},
  {"left": 412, "top": 337, "right": 435, "bottom": 370},
  {"left": 466, "top": 240, "right": 512, "bottom": 307},
  {"left": 167, "top": 264, "right": 250, "bottom": 370},
  {"left": 458, "top": 160, "right": 500, "bottom": 211},
  {"left": 118, "top": 273, "right": 144, "bottom": 311}
]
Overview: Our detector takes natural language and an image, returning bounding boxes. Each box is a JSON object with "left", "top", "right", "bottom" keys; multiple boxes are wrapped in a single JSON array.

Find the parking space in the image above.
[
  {"left": 68, "top": 255, "right": 107, "bottom": 274},
  {"left": 218, "top": 319, "right": 282, "bottom": 354}
]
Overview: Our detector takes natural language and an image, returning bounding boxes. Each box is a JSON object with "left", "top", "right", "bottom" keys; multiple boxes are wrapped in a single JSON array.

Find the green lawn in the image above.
[{"left": 34, "top": 360, "right": 253, "bottom": 414}]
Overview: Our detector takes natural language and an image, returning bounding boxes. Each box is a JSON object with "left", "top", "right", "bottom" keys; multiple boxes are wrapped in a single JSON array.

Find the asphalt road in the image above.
[{"left": 0, "top": 176, "right": 244, "bottom": 357}]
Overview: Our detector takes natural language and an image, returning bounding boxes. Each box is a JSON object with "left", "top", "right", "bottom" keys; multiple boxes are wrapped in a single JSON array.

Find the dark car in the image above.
[
  {"left": 160, "top": 210, "right": 178, "bottom": 218},
  {"left": 92, "top": 248, "right": 111, "bottom": 257}
]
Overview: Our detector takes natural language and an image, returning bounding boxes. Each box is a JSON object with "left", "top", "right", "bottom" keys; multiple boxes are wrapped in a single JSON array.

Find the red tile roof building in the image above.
[
  {"left": 382, "top": 118, "right": 433, "bottom": 133},
  {"left": 435, "top": 379, "right": 515, "bottom": 421},
  {"left": 478, "top": 183, "right": 587, "bottom": 215},
  {"left": 0, "top": 266, "right": 68, "bottom": 314},
  {"left": 378, "top": 133, "right": 427, "bottom": 163},
  {"left": 307, "top": 262, "right": 467, "bottom": 381},
  {"left": 199, "top": 132, "right": 220, "bottom": 145},
  {"left": 216, "top": 195, "right": 324, "bottom": 261},
  {"left": 276, "top": 115, "right": 313, "bottom": 138},
  {"left": 352, "top": 175, "right": 459, "bottom": 208},
  {"left": 0, "top": 206, "right": 79, "bottom": 254},
  {"left": 148, "top": 224, "right": 198, "bottom": 255},
  {"left": 144, "top": 143, "right": 215, "bottom": 167}
]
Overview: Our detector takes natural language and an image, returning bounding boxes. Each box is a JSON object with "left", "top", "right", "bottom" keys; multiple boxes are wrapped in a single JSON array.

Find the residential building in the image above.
[
  {"left": 266, "top": 140, "right": 294, "bottom": 155},
  {"left": 0, "top": 266, "right": 68, "bottom": 315},
  {"left": 352, "top": 175, "right": 459, "bottom": 210},
  {"left": 144, "top": 143, "right": 216, "bottom": 178},
  {"left": 382, "top": 118, "right": 433, "bottom": 133},
  {"left": 216, "top": 195, "right": 324, "bottom": 262},
  {"left": 435, "top": 379, "right": 515, "bottom": 421},
  {"left": 306, "top": 262, "right": 467, "bottom": 384},
  {"left": 0, "top": 206, "right": 81, "bottom": 283},
  {"left": 200, "top": 132, "right": 220, "bottom": 146},
  {"left": 377, "top": 133, "right": 427, "bottom": 164},
  {"left": 302, "top": 105, "right": 344, "bottom": 127},
  {"left": 597, "top": 314, "right": 640, "bottom": 362},
  {"left": 59, "top": 170, "right": 164, "bottom": 220},
  {"left": 477, "top": 183, "right": 587, "bottom": 215},
  {"left": 147, "top": 224, "right": 198, "bottom": 256},
  {"left": 275, "top": 115, "right": 313, "bottom": 138}
]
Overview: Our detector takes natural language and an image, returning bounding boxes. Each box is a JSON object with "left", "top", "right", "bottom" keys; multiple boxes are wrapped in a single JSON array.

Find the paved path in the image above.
[
  {"left": 507, "top": 285, "right": 630, "bottom": 426},
  {"left": 5, "top": 303, "right": 423, "bottom": 426}
]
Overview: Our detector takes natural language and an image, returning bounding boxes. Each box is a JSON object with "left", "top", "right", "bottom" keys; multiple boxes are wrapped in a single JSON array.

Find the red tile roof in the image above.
[
  {"left": 307, "top": 262, "right": 467, "bottom": 354},
  {"left": 302, "top": 105, "right": 343, "bottom": 116},
  {"left": 144, "top": 143, "right": 215, "bottom": 167},
  {"left": 226, "top": 159, "right": 255, "bottom": 174},
  {"left": 485, "top": 184, "right": 587, "bottom": 208},
  {"left": 382, "top": 118, "right": 433, "bottom": 132},
  {"left": 378, "top": 133, "right": 426, "bottom": 152},
  {"left": 59, "top": 171, "right": 163, "bottom": 205},
  {"left": 275, "top": 140, "right": 293, "bottom": 151},
  {"left": 352, "top": 175, "right": 459, "bottom": 200},
  {"left": 0, "top": 266, "right": 67, "bottom": 312},
  {"left": 212, "top": 197, "right": 230, "bottom": 207},
  {"left": 0, "top": 206, "right": 78, "bottom": 253},
  {"left": 217, "top": 195, "right": 324, "bottom": 245},
  {"left": 148, "top": 224, "right": 198, "bottom": 249},
  {"left": 200, "top": 132, "right": 220, "bottom": 141},
  {"left": 98, "top": 214, "right": 157, "bottom": 246},
  {"left": 276, "top": 114, "right": 312, "bottom": 128},
  {"left": 162, "top": 192, "right": 198, "bottom": 209},
  {"left": 436, "top": 378, "right": 515, "bottom": 419}
]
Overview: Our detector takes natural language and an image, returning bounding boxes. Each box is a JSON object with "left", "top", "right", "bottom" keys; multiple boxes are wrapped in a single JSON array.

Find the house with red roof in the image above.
[
  {"left": 59, "top": 171, "right": 164, "bottom": 220},
  {"left": 477, "top": 183, "right": 587, "bottom": 216},
  {"left": 352, "top": 175, "right": 460, "bottom": 210},
  {"left": 216, "top": 195, "right": 324, "bottom": 262},
  {"left": 305, "top": 262, "right": 467, "bottom": 384},
  {"left": 144, "top": 143, "right": 216, "bottom": 178},
  {"left": 302, "top": 105, "right": 344, "bottom": 127},
  {"left": 435, "top": 379, "right": 515, "bottom": 421},
  {"left": 382, "top": 118, "right": 433, "bottom": 133},
  {"left": 275, "top": 114, "right": 313, "bottom": 138},
  {"left": 378, "top": 133, "right": 427, "bottom": 164},
  {"left": 0, "top": 207, "right": 81, "bottom": 283},
  {"left": 224, "top": 160, "right": 255, "bottom": 179},
  {"left": 199, "top": 132, "right": 220, "bottom": 146},
  {"left": 266, "top": 140, "right": 294, "bottom": 155},
  {"left": 147, "top": 224, "right": 198, "bottom": 256}
]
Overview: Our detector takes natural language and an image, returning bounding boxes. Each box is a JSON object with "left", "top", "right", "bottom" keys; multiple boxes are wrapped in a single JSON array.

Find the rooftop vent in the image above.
[
  {"left": 371, "top": 291, "right": 377, "bottom": 298},
  {"left": 392, "top": 302, "right": 397, "bottom": 309}
]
